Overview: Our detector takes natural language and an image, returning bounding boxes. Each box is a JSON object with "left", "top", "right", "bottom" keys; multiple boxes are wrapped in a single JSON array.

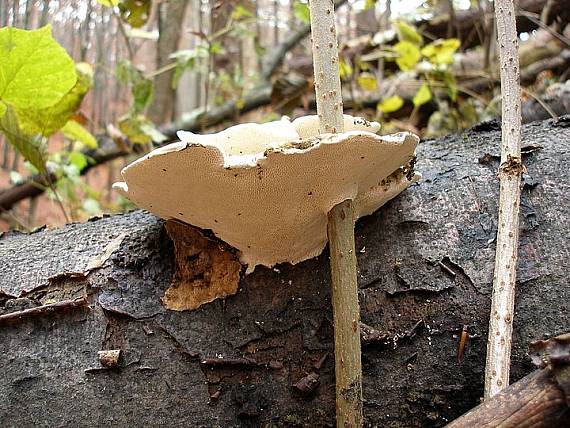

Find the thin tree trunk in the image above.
[
  {"left": 148, "top": 0, "right": 190, "bottom": 125},
  {"left": 484, "top": 0, "right": 523, "bottom": 399},
  {"left": 39, "top": 0, "right": 50, "bottom": 26}
]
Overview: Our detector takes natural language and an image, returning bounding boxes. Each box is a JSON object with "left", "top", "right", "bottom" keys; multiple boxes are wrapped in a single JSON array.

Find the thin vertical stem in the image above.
[
  {"left": 327, "top": 200, "right": 363, "bottom": 427},
  {"left": 310, "top": 1, "right": 363, "bottom": 426},
  {"left": 484, "top": 0, "right": 523, "bottom": 399},
  {"left": 309, "top": 0, "right": 344, "bottom": 134}
]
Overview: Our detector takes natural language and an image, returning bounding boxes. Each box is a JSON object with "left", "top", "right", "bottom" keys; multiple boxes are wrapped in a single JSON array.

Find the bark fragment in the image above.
[{"left": 162, "top": 220, "right": 241, "bottom": 311}]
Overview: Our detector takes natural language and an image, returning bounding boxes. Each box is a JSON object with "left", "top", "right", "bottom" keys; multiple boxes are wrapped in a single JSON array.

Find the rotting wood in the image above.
[
  {"left": 484, "top": 0, "right": 524, "bottom": 399},
  {"left": 310, "top": 0, "right": 363, "bottom": 425},
  {"left": 448, "top": 333, "right": 570, "bottom": 427},
  {"left": 162, "top": 220, "right": 242, "bottom": 311}
]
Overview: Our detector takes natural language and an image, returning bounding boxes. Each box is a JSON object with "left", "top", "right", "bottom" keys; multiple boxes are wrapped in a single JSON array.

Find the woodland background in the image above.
[{"left": 0, "top": 0, "right": 569, "bottom": 231}]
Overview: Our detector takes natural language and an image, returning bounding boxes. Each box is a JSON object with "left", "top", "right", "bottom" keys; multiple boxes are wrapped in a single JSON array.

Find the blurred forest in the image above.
[{"left": 0, "top": 0, "right": 569, "bottom": 232}]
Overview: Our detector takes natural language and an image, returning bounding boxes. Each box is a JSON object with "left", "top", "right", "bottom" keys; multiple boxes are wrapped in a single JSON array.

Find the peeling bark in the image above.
[{"left": 162, "top": 220, "right": 241, "bottom": 311}]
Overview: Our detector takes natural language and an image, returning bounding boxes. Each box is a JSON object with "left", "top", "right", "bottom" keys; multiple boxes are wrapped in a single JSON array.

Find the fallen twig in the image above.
[{"left": 0, "top": 297, "right": 88, "bottom": 325}]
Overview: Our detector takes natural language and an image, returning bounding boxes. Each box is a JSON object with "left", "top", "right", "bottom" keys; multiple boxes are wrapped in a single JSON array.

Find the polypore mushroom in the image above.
[{"left": 113, "top": 115, "right": 419, "bottom": 273}]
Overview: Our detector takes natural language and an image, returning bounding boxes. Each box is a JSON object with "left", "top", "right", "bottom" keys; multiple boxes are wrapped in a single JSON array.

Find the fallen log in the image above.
[
  {"left": 447, "top": 334, "right": 570, "bottom": 427},
  {"left": 1, "top": 117, "right": 569, "bottom": 426}
]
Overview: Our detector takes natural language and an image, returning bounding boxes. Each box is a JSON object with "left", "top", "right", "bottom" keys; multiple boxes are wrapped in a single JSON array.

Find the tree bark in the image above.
[
  {"left": 148, "top": 0, "right": 189, "bottom": 125},
  {"left": 1, "top": 118, "right": 569, "bottom": 427}
]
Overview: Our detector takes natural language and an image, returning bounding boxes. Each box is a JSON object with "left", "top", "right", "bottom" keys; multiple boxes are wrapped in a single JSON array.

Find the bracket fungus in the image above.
[{"left": 113, "top": 114, "right": 420, "bottom": 273}]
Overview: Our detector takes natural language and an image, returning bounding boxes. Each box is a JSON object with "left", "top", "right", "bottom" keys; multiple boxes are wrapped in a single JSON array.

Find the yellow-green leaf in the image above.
[
  {"left": 393, "top": 20, "right": 423, "bottom": 46},
  {"left": 0, "top": 26, "right": 77, "bottom": 111},
  {"left": 61, "top": 120, "right": 97, "bottom": 149},
  {"left": 0, "top": 107, "right": 47, "bottom": 174},
  {"left": 15, "top": 63, "right": 93, "bottom": 137},
  {"left": 357, "top": 73, "right": 377, "bottom": 92},
  {"left": 97, "top": 0, "right": 120, "bottom": 6},
  {"left": 413, "top": 83, "right": 432, "bottom": 107},
  {"left": 339, "top": 59, "right": 353, "bottom": 80},
  {"left": 293, "top": 1, "right": 310, "bottom": 24},
  {"left": 0, "top": 102, "right": 6, "bottom": 118},
  {"left": 119, "top": 0, "right": 151, "bottom": 28},
  {"left": 378, "top": 96, "right": 404, "bottom": 113},
  {"left": 421, "top": 38, "right": 461, "bottom": 65},
  {"left": 393, "top": 41, "right": 420, "bottom": 71},
  {"left": 119, "top": 114, "right": 166, "bottom": 144}
]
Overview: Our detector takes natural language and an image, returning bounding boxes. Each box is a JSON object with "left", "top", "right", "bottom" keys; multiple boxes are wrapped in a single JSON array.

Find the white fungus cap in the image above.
[{"left": 113, "top": 115, "right": 420, "bottom": 273}]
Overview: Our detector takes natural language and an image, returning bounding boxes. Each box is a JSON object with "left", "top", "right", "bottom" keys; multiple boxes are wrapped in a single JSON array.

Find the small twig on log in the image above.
[
  {"left": 0, "top": 297, "right": 88, "bottom": 325},
  {"left": 200, "top": 357, "right": 259, "bottom": 367},
  {"left": 484, "top": 0, "right": 523, "bottom": 399}
]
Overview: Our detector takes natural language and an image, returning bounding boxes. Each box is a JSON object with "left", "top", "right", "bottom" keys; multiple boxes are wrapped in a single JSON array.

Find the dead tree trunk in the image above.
[{"left": 1, "top": 118, "right": 569, "bottom": 427}]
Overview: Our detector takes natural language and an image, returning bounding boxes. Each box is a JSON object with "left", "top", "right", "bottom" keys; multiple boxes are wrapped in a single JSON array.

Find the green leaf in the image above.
[
  {"left": 378, "top": 96, "right": 404, "bottom": 113},
  {"left": 68, "top": 151, "right": 88, "bottom": 171},
  {"left": 445, "top": 73, "right": 458, "bottom": 101},
  {"left": 0, "top": 102, "right": 6, "bottom": 118},
  {"left": 97, "top": 0, "right": 119, "bottom": 6},
  {"left": 231, "top": 5, "right": 254, "bottom": 20},
  {"left": 364, "top": 0, "right": 377, "bottom": 11},
  {"left": 61, "top": 120, "right": 98, "bottom": 149},
  {"left": 393, "top": 20, "right": 423, "bottom": 46},
  {"left": 294, "top": 1, "right": 310, "bottom": 24},
  {"left": 119, "top": 0, "right": 151, "bottom": 28},
  {"left": 393, "top": 41, "right": 420, "bottom": 71},
  {"left": 421, "top": 38, "right": 461, "bottom": 65},
  {"left": 15, "top": 62, "right": 92, "bottom": 137},
  {"left": 209, "top": 41, "right": 223, "bottom": 55},
  {"left": 0, "top": 26, "right": 77, "bottom": 111},
  {"left": 339, "top": 59, "right": 353, "bottom": 80},
  {"left": 119, "top": 114, "right": 166, "bottom": 144},
  {"left": 357, "top": 73, "right": 378, "bottom": 91},
  {"left": 0, "top": 107, "right": 47, "bottom": 174},
  {"left": 116, "top": 60, "right": 153, "bottom": 113},
  {"left": 413, "top": 83, "right": 432, "bottom": 107}
]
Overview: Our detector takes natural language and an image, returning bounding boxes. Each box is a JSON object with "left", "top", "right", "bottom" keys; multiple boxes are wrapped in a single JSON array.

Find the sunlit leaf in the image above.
[
  {"left": 413, "top": 83, "right": 432, "bottom": 107},
  {"left": 294, "top": 1, "right": 310, "bottom": 24},
  {"left": 68, "top": 151, "right": 88, "bottom": 171},
  {"left": 61, "top": 120, "right": 98, "bottom": 149},
  {"left": 377, "top": 95, "right": 404, "bottom": 113},
  {"left": 357, "top": 73, "right": 378, "bottom": 91},
  {"left": 232, "top": 5, "right": 254, "bottom": 20},
  {"left": 0, "top": 102, "right": 6, "bottom": 118},
  {"left": 364, "top": 0, "right": 377, "bottom": 11},
  {"left": 0, "top": 26, "right": 76, "bottom": 111},
  {"left": 393, "top": 41, "right": 421, "bottom": 71},
  {"left": 15, "top": 63, "right": 92, "bottom": 137},
  {"left": 0, "top": 107, "right": 47, "bottom": 174},
  {"left": 97, "top": 0, "right": 119, "bottom": 6},
  {"left": 421, "top": 38, "right": 461, "bottom": 65},
  {"left": 339, "top": 59, "right": 353, "bottom": 80},
  {"left": 393, "top": 20, "right": 423, "bottom": 46},
  {"left": 119, "top": 114, "right": 166, "bottom": 144},
  {"left": 119, "top": 0, "right": 151, "bottom": 28}
]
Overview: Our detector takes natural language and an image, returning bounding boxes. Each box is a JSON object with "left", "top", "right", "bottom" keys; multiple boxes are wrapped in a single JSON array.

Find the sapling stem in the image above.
[
  {"left": 484, "top": 0, "right": 523, "bottom": 399},
  {"left": 309, "top": 0, "right": 363, "bottom": 425}
]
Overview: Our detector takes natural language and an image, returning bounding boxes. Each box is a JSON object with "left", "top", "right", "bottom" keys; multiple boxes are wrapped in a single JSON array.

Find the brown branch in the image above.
[{"left": 0, "top": 297, "right": 88, "bottom": 325}]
